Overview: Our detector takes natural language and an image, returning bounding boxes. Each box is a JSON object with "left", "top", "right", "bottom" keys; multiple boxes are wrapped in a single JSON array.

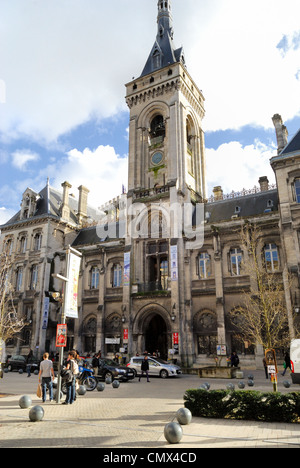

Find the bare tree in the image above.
[
  {"left": 0, "top": 253, "right": 27, "bottom": 375},
  {"left": 230, "top": 223, "right": 296, "bottom": 362}
]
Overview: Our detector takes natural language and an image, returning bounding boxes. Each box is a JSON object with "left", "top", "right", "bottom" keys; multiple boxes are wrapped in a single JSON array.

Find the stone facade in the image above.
[{"left": 1, "top": 1, "right": 300, "bottom": 367}]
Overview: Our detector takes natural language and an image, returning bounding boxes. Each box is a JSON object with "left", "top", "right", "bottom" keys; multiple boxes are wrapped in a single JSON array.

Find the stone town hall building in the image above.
[{"left": 1, "top": 1, "right": 300, "bottom": 367}]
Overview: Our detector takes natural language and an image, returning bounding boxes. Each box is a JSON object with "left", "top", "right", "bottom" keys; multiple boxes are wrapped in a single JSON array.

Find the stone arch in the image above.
[{"left": 132, "top": 303, "right": 172, "bottom": 335}]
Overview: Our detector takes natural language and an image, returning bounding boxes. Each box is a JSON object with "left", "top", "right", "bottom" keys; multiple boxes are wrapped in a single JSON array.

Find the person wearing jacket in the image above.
[{"left": 139, "top": 355, "right": 150, "bottom": 382}]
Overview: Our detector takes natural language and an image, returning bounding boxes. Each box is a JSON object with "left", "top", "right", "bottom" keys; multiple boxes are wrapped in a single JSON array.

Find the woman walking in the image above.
[{"left": 139, "top": 355, "right": 150, "bottom": 382}]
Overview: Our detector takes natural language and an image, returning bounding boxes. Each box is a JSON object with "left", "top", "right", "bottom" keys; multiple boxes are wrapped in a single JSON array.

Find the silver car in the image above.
[{"left": 127, "top": 356, "right": 182, "bottom": 379}]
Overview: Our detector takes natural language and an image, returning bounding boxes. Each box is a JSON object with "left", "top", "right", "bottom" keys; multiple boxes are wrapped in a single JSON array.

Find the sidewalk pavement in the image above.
[{"left": 1, "top": 369, "right": 300, "bottom": 448}]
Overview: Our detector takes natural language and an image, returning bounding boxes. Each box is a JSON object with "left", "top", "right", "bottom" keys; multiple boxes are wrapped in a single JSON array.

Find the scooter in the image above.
[{"left": 77, "top": 362, "right": 97, "bottom": 391}]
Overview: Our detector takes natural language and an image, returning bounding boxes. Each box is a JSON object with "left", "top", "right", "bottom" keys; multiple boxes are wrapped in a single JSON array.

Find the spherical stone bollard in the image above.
[
  {"left": 19, "top": 395, "right": 32, "bottom": 409},
  {"left": 164, "top": 422, "right": 183, "bottom": 444},
  {"left": 18, "top": 369, "right": 23, "bottom": 374},
  {"left": 105, "top": 376, "right": 112, "bottom": 385},
  {"left": 238, "top": 381, "right": 245, "bottom": 389},
  {"left": 226, "top": 383, "right": 235, "bottom": 391},
  {"left": 199, "top": 383, "right": 209, "bottom": 390},
  {"left": 112, "top": 380, "right": 120, "bottom": 389},
  {"left": 204, "top": 382, "right": 211, "bottom": 390},
  {"left": 34, "top": 369, "right": 39, "bottom": 375},
  {"left": 4, "top": 368, "right": 9, "bottom": 373},
  {"left": 248, "top": 374, "right": 254, "bottom": 380},
  {"left": 248, "top": 379, "right": 254, "bottom": 387},
  {"left": 77, "top": 385, "right": 87, "bottom": 396},
  {"left": 53, "top": 389, "right": 63, "bottom": 400},
  {"left": 283, "top": 380, "right": 291, "bottom": 388},
  {"left": 29, "top": 405, "right": 44, "bottom": 422},
  {"left": 97, "top": 382, "right": 105, "bottom": 392},
  {"left": 176, "top": 408, "right": 192, "bottom": 426}
]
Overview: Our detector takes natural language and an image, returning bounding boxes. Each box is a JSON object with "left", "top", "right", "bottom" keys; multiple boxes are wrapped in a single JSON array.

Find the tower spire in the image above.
[
  {"left": 140, "top": 0, "right": 185, "bottom": 77},
  {"left": 157, "top": 0, "right": 173, "bottom": 40}
]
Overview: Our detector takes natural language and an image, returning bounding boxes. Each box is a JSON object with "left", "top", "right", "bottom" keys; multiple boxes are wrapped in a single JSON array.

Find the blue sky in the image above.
[{"left": 1, "top": 0, "right": 300, "bottom": 224}]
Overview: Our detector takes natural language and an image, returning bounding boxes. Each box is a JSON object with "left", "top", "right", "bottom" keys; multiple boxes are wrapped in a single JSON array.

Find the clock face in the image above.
[{"left": 151, "top": 152, "right": 163, "bottom": 166}]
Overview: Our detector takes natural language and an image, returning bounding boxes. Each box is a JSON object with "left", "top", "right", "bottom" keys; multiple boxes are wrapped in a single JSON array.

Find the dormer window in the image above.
[{"left": 152, "top": 50, "right": 161, "bottom": 70}]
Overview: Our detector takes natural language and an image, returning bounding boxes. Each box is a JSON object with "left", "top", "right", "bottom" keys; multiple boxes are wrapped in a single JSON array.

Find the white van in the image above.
[{"left": 290, "top": 339, "right": 300, "bottom": 384}]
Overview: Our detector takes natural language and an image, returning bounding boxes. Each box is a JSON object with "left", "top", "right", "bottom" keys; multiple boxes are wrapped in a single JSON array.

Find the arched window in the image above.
[
  {"left": 33, "top": 233, "right": 42, "bottom": 251},
  {"left": 16, "top": 267, "right": 23, "bottom": 291},
  {"left": 113, "top": 264, "right": 122, "bottom": 288},
  {"left": 230, "top": 248, "right": 242, "bottom": 276},
  {"left": 90, "top": 266, "right": 100, "bottom": 289},
  {"left": 264, "top": 243, "right": 279, "bottom": 272},
  {"left": 150, "top": 115, "right": 165, "bottom": 140},
  {"left": 30, "top": 265, "right": 38, "bottom": 290},
  {"left": 198, "top": 252, "right": 211, "bottom": 279}
]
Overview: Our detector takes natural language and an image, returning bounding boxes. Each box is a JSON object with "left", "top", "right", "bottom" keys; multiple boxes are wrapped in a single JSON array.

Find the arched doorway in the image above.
[{"left": 145, "top": 314, "right": 168, "bottom": 360}]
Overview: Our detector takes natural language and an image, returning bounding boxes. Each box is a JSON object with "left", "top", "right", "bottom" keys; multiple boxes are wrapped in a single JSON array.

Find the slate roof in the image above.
[
  {"left": 72, "top": 221, "right": 126, "bottom": 247},
  {"left": 0, "top": 183, "right": 98, "bottom": 229},
  {"left": 140, "top": 2, "right": 185, "bottom": 77},
  {"left": 203, "top": 189, "right": 279, "bottom": 224}
]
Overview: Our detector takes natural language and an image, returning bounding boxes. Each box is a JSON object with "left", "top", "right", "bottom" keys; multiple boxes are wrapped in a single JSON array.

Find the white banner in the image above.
[{"left": 65, "top": 252, "right": 81, "bottom": 318}]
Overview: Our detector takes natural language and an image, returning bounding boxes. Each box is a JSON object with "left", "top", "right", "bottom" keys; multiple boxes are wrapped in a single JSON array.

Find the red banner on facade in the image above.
[
  {"left": 173, "top": 332, "right": 179, "bottom": 345},
  {"left": 123, "top": 329, "right": 129, "bottom": 340},
  {"left": 56, "top": 324, "right": 67, "bottom": 348}
]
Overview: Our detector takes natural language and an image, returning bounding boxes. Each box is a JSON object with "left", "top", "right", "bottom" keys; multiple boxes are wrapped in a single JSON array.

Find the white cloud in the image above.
[
  {"left": 11, "top": 149, "right": 40, "bottom": 171},
  {"left": 49, "top": 145, "right": 128, "bottom": 209},
  {"left": 0, "top": 207, "right": 15, "bottom": 226},
  {"left": 1, "top": 0, "right": 300, "bottom": 143},
  {"left": 205, "top": 140, "right": 277, "bottom": 197}
]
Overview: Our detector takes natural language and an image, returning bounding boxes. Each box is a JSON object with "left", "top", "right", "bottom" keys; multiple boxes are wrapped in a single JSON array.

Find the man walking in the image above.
[{"left": 38, "top": 352, "right": 55, "bottom": 403}]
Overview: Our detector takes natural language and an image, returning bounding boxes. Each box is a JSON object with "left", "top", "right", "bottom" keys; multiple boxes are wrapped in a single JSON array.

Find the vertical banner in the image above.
[
  {"left": 123, "top": 329, "right": 129, "bottom": 341},
  {"left": 56, "top": 324, "right": 67, "bottom": 347},
  {"left": 65, "top": 252, "right": 81, "bottom": 318},
  {"left": 42, "top": 296, "right": 50, "bottom": 330},
  {"left": 123, "top": 252, "right": 130, "bottom": 286},
  {"left": 173, "top": 332, "right": 179, "bottom": 345},
  {"left": 170, "top": 245, "right": 178, "bottom": 281}
]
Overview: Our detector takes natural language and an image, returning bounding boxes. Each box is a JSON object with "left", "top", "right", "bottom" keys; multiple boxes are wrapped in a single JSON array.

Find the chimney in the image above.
[
  {"left": 259, "top": 176, "right": 269, "bottom": 192},
  {"left": 213, "top": 186, "right": 223, "bottom": 201},
  {"left": 77, "top": 185, "right": 90, "bottom": 224},
  {"left": 272, "top": 114, "right": 288, "bottom": 154},
  {"left": 61, "top": 181, "right": 72, "bottom": 221}
]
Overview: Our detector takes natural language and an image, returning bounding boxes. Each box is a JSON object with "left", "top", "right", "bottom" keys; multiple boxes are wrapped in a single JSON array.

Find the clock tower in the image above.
[
  {"left": 125, "top": 0, "right": 206, "bottom": 201},
  {"left": 123, "top": 0, "right": 206, "bottom": 365}
]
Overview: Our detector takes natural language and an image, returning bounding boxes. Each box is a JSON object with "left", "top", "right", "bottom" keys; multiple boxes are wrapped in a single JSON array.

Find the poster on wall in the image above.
[
  {"left": 56, "top": 324, "right": 67, "bottom": 348},
  {"left": 124, "top": 252, "right": 130, "bottom": 286},
  {"left": 170, "top": 245, "right": 178, "bottom": 281},
  {"left": 65, "top": 252, "right": 81, "bottom": 318}
]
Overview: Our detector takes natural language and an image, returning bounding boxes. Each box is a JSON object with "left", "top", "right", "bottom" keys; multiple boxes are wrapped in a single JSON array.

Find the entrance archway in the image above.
[{"left": 145, "top": 314, "right": 168, "bottom": 360}]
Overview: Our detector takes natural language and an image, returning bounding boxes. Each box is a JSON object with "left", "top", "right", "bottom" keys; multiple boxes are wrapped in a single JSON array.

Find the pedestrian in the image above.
[
  {"left": 263, "top": 357, "right": 269, "bottom": 379},
  {"left": 92, "top": 352, "right": 100, "bottom": 376},
  {"left": 62, "top": 351, "right": 77, "bottom": 405},
  {"left": 26, "top": 349, "right": 33, "bottom": 377},
  {"left": 282, "top": 352, "right": 291, "bottom": 376},
  {"left": 139, "top": 355, "right": 150, "bottom": 382},
  {"left": 230, "top": 351, "right": 239, "bottom": 368},
  {"left": 38, "top": 352, "right": 55, "bottom": 403}
]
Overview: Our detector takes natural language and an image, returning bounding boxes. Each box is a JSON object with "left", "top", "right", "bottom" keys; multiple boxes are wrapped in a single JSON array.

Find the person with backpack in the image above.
[{"left": 62, "top": 351, "right": 77, "bottom": 405}]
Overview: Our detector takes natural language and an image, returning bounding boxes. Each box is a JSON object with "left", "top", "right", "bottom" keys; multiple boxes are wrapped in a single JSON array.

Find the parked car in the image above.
[
  {"left": 127, "top": 356, "right": 182, "bottom": 379},
  {"left": 5, "top": 355, "right": 40, "bottom": 373}
]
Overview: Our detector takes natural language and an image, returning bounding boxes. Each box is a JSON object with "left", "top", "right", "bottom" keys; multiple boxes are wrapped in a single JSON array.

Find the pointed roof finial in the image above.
[{"left": 140, "top": 0, "right": 185, "bottom": 77}]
